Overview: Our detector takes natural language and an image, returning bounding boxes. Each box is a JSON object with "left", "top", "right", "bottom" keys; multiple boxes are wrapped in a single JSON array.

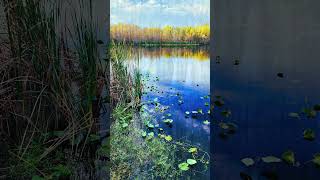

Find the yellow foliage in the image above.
[{"left": 111, "top": 23, "right": 210, "bottom": 43}]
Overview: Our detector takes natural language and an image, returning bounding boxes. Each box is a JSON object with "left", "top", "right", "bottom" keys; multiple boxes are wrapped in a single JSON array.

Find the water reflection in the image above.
[{"left": 128, "top": 47, "right": 210, "bottom": 179}]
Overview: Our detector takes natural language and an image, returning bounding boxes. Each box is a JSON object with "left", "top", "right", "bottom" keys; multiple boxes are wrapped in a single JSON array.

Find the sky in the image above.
[{"left": 111, "top": 0, "right": 210, "bottom": 27}]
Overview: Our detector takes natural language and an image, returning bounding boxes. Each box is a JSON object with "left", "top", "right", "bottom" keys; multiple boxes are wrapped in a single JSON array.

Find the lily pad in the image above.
[
  {"left": 163, "top": 119, "right": 173, "bottom": 124},
  {"left": 241, "top": 158, "right": 255, "bottom": 166},
  {"left": 203, "top": 120, "right": 210, "bottom": 125},
  {"left": 188, "top": 147, "right": 198, "bottom": 153},
  {"left": 178, "top": 162, "right": 189, "bottom": 171},
  {"left": 288, "top": 112, "right": 300, "bottom": 119},
  {"left": 165, "top": 135, "right": 173, "bottom": 142},
  {"left": 303, "top": 129, "right": 315, "bottom": 141},
  {"left": 302, "top": 108, "right": 317, "bottom": 118},
  {"left": 147, "top": 124, "right": 154, "bottom": 129},
  {"left": 312, "top": 153, "right": 320, "bottom": 167},
  {"left": 219, "top": 122, "right": 229, "bottom": 130},
  {"left": 205, "top": 102, "right": 209, "bottom": 106},
  {"left": 261, "top": 156, "right": 282, "bottom": 163},
  {"left": 197, "top": 109, "right": 203, "bottom": 114},
  {"left": 187, "top": 159, "right": 197, "bottom": 165},
  {"left": 221, "top": 110, "right": 231, "bottom": 118},
  {"left": 185, "top": 111, "right": 190, "bottom": 115},
  {"left": 141, "top": 131, "right": 147, "bottom": 138},
  {"left": 282, "top": 150, "right": 295, "bottom": 165}
]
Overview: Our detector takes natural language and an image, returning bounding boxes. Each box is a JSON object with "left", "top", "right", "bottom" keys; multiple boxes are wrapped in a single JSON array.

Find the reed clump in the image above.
[{"left": 0, "top": 0, "right": 107, "bottom": 179}]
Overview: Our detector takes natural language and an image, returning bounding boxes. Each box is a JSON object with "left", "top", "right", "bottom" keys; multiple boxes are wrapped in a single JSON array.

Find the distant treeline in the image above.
[{"left": 111, "top": 23, "right": 210, "bottom": 44}]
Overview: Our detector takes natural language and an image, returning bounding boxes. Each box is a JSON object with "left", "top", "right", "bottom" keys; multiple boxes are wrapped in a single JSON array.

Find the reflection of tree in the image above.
[
  {"left": 111, "top": 23, "right": 210, "bottom": 44},
  {"left": 131, "top": 47, "right": 209, "bottom": 61}
]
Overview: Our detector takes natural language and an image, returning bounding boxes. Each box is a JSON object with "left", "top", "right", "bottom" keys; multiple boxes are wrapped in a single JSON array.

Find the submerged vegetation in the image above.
[{"left": 111, "top": 23, "right": 210, "bottom": 45}]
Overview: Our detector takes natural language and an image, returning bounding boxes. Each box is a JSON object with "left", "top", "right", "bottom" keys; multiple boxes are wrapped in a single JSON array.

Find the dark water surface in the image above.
[{"left": 213, "top": 1, "right": 320, "bottom": 179}]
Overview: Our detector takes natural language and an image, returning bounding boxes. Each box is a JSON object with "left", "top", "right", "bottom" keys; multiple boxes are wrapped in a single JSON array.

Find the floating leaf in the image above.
[
  {"left": 191, "top": 111, "right": 198, "bottom": 114},
  {"left": 203, "top": 120, "right": 210, "bottom": 125},
  {"left": 178, "top": 162, "right": 189, "bottom": 171},
  {"left": 178, "top": 100, "right": 184, "bottom": 105},
  {"left": 187, "top": 159, "right": 197, "bottom": 165},
  {"left": 302, "top": 108, "right": 317, "bottom": 118},
  {"left": 221, "top": 110, "right": 231, "bottom": 118},
  {"left": 282, "top": 150, "right": 295, "bottom": 165},
  {"left": 207, "top": 110, "right": 210, "bottom": 114},
  {"left": 219, "top": 122, "right": 229, "bottom": 130},
  {"left": 158, "top": 128, "right": 163, "bottom": 132},
  {"left": 303, "top": 129, "right": 315, "bottom": 141},
  {"left": 165, "top": 135, "right": 173, "bottom": 142},
  {"left": 146, "top": 132, "right": 154, "bottom": 140},
  {"left": 241, "top": 158, "right": 255, "bottom": 166},
  {"left": 163, "top": 119, "right": 173, "bottom": 124},
  {"left": 188, "top": 147, "right": 198, "bottom": 153},
  {"left": 197, "top": 109, "right": 203, "bottom": 114},
  {"left": 261, "top": 156, "right": 282, "bottom": 163},
  {"left": 147, "top": 124, "right": 154, "bottom": 129},
  {"left": 141, "top": 131, "right": 147, "bottom": 138},
  {"left": 288, "top": 112, "right": 300, "bottom": 119},
  {"left": 167, "top": 113, "right": 172, "bottom": 117},
  {"left": 312, "top": 153, "right": 320, "bottom": 167},
  {"left": 185, "top": 111, "right": 190, "bottom": 115},
  {"left": 205, "top": 102, "right": 209, "bottom": 106}
]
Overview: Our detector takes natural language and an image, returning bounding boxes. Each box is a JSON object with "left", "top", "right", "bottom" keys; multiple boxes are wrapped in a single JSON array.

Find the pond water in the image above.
[
  {"left": 127, "top": 47, "right": 211, "bottom": 179},
  {"left": 212, "top": 49, "right": 320, "bottom": 179}
]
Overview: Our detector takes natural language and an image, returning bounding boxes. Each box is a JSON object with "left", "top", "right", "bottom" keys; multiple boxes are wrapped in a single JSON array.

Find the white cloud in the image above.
[{"left": 111, "top": 0, "right": 210, "bottom": 26}]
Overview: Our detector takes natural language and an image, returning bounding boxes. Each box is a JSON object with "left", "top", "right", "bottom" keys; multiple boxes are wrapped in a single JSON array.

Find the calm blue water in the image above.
[{"left": 128, "top": 47, "right": 211, "bottom": 179}]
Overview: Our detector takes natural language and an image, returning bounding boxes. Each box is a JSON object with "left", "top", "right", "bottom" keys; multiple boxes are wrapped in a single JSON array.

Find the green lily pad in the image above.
[
  {"left": 261, "top": 156, "right": 282, "bottom": 163},
  {"left": 203, "top": 120, "right": 210, "bottom": 125},
  {"left": 219, "top": 122, "right": 229, "bottom": 130},
  {"left": 241, "top": 158, "right": 255, "bottom": 166},
  {"left": 207, "top": 110, "right": 210, "bottom": 114},
  {"left": 288, "top": 112, "right": 300, "bottom": 119},
  {"left": 165, "top": 135, "right": 173, "bottom": 142},
  {"left": 188, "top": 147, "right": 198, "bottom": 153},
  {"left": 312, "top": 153, "right": 320, "bottom": 166},
  {"left": 197, "top": 109, "right": 203, "bottom": 114},
  {"left": 187, "top": 159, "right": 197, "bottom": 165},
  {"left": 302, "top": 108, "right": 317, "bottom": 118},
  {"left": 185, "top": 111, "right": 190, "bottom": 115},
  {"left": 141, "top": 131, "right": 147, "bottom": 138},
  {"left": 205, "top": 102, "right": 209, "bottom": 106},
  {"left": 221, "top": 110, "right": 231, "bottom": 118},
  {"left": 146, "top": 132, "right": 154, "bottom": 140},
  {"left": 282, "top": 150, "right": 295, "bottom": 165},
  {"left": 303, "top": 129, "right": 315, "bottom": 141},
  {"left": 178, "top": 162, "right": 189, "bottom": 171},
  {"left": 147, "top": 124, "right": 154, "bottom": 129},
  {"left": 167, "top": 113, "right": 172, "bottom": 117},
  {"left": 163, "top": 119, "right": 173, "bottom": 124}
]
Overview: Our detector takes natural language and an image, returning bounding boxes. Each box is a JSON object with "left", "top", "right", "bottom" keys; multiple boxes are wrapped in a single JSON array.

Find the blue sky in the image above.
[{"left": 111, "top": 0, "right": 210, "bottom": 27}]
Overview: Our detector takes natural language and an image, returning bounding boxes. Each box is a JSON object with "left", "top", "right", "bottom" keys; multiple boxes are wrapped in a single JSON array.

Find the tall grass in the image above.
[{"left": 1, "top": 0, "right": 107, "bottom": 178}]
